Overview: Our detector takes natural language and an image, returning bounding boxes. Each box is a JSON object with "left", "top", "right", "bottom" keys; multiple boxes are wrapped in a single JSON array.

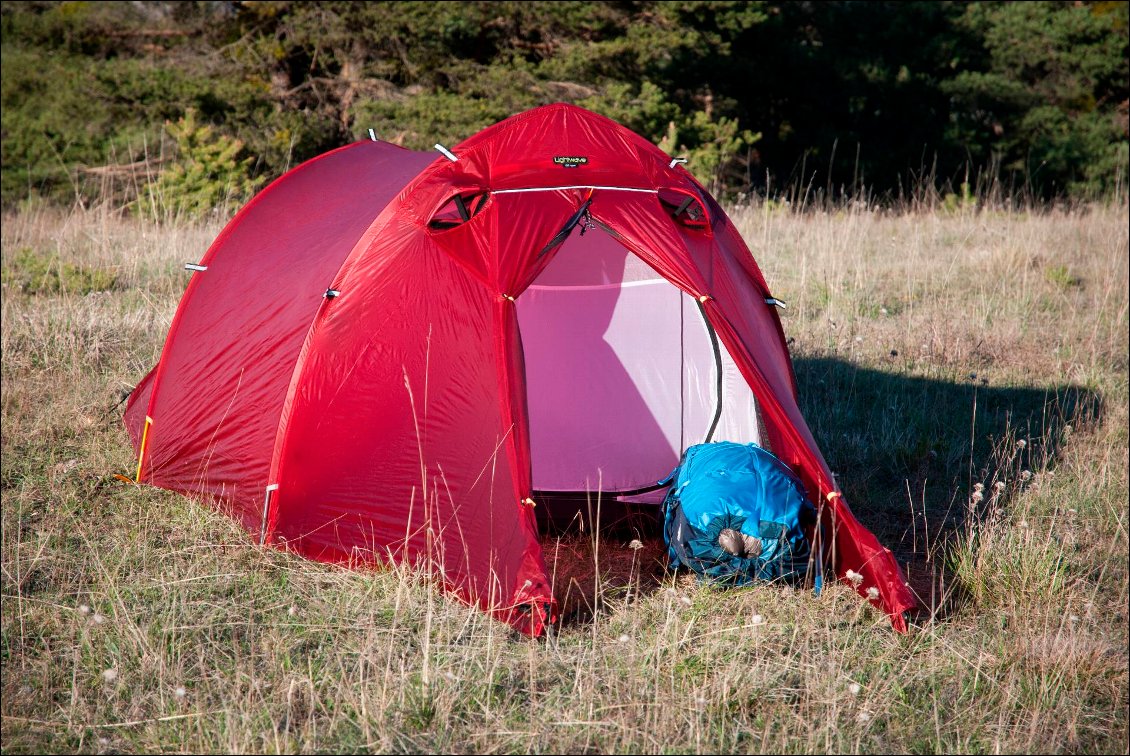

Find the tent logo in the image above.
[{"left": 553, "top": 156, "right": 588, "bottom": 168}]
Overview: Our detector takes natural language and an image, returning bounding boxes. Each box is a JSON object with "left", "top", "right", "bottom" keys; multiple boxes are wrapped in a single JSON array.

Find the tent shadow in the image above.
[
  {"left": 537, "top": 356, "right": 1102, "bottom": 628},
  {"left": 793, "top": 355, "right": 1103, "bottom": 623}
]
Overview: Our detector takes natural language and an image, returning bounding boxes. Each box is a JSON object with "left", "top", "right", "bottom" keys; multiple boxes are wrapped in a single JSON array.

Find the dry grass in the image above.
[{"left": 2, "top": 201, "right": 1127, "bottom": 753}]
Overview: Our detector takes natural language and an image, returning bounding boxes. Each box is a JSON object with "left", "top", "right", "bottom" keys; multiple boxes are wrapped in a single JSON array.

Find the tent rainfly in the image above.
[{"left": 125, "top": 103, "right": 917, "bottom": 635}]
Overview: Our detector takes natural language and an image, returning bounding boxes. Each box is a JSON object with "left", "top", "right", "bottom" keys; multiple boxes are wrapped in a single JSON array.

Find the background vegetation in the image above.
[{"left": 2, "top": 0, "right": 1128, "bottom": 212}]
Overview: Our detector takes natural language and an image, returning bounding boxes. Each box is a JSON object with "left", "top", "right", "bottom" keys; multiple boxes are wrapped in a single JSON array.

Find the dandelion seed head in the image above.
[
  {"left": 857, "top": 711, "right": 872, "bottom": 723},
  {"left": 845, "top": 569, "right": 864, "bottom": 587},
  {"left": 628, "top": 539, "right": 643, "bottom": 551},
  {"left": 618, "top": 634, "right": 630, "bottom": 643},
  {"left": 971, "top": 491, "right": 984, "bottom": 503},
  {"left": 1020, "top": 470, "right": 1032, "bottom": 482},
  {"left": 102, "top": 668, "right": 117, "bottom": 683},
  {"left": 92, "top": 613, "right": 105, "bottom": 625},
  {"left": 79, "top": 604, "right": 90, "bottom": 615},
  {"left": 174, "top": 686, "right": 186, "bottom": 699},
  {"left": 1016, "top": 439, "right": 1027, "bottom": 449},
  {"left": 751, "top": 614, "right": 765, "bottom": 625},
  {"left": 866, "top": 586, "right": 880, "bottom": 600},
  {"left": 974, "top": 482, "right": 985, "bottom": 492},
  {"left": 680, "top": 595, "right": 693, "bottom": 606},
  {"left": 849, "top": 683, "right": 862, "bottom": 695},
  {"left": 994, "top": 481, "right": 1006, "bottom": 491}
]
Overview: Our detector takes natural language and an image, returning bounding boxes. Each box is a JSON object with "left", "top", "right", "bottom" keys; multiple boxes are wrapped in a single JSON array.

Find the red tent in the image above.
[{"left": 125, "top": 103, "right": 916, "bottom": 635}]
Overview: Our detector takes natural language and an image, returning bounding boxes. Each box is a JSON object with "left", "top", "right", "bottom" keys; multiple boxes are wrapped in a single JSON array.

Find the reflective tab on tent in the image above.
[
  {"left": 324, "top": 289, "right": 341, "bottom": 299},
  {"left": 184, "top": 263, "right": 207, "bottom": 272},
  {"left": 766, "top": 298, "right": 788, "bottom": 309},
  {"left": 434, "top": 143, "right": 458, "bottom": 162}
]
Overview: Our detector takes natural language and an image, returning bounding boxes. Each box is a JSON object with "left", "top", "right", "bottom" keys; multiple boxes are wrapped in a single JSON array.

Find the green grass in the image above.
[{"left": 2, "top": 202, "right": 1127, "bottom": 753}]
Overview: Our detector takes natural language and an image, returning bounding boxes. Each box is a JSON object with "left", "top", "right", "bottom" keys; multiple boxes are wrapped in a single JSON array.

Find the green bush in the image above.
[
  {"left": 1, "top": 1, "right": 1126, "bottom": 206},
  {"left": 138, "top": 110, "right": 263, "bottom": 220},
  {"left": 1, "top": 247, "right": 117, "bottom": 295}
]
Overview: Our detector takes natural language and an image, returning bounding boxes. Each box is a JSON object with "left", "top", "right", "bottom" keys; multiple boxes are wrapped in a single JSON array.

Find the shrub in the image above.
[{"left": 137, "top": 109, "right": 263, "bottom": 220}]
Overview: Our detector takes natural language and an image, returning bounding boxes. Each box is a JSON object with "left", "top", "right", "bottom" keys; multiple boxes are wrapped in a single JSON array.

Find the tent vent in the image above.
[
  {"left": 658, "top": 189, "right": 708, "bottom": 230},
  {"left": 428, "top": 191, "right": 489, "bottom": 230},
  {"left": 669, "top": 157, "right": 688, "bottom": 168},
  {"left": 434, "top": 143, "right": 458, "bottom": 162},
  {"left": 765, "top": 298, "right": 787, "bottom": 309},
  {"left": 324, "top": 289, "right": 341, "bottom": 299},
  {"left": 184, "top": 263, "right": 207, "bottom": 272}
]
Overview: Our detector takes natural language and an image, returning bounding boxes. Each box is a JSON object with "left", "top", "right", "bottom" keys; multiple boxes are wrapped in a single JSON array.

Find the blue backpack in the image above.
[{"left": 662, "top": 442, "right": 818, "bottom": 585}]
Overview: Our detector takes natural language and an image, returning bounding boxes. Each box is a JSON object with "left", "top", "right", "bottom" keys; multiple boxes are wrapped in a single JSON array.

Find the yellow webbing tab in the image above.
[{"left": 135, "top": 416, "right": 153, "bottom": 483}]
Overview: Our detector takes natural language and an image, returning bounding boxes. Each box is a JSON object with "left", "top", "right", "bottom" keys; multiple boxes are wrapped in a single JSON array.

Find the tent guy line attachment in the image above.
[
  {"left": 669, "top": 157, "right": 689, "bottom": 168},
  {"left": 434, "top": 143, "right": 459, "bottom": 162},
  {"left": 765, "top": 297, "right": 788, "bottom": 309},
  {"left": 184, "top": 263, "right": 207, "bottom": 272},
  {"left": 368, "top": 129, "right": 377, "bottom": 141},
  {"left": 324, "top": 289, "right": 341, "bottom": 299},
  {"left": 493, "top": 185, "right": 656, "bottom": 195}
]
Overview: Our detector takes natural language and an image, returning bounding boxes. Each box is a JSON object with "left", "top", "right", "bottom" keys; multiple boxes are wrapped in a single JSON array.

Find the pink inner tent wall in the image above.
[{"left": 517, "top": 227, "right": 761, "bottom": 492}]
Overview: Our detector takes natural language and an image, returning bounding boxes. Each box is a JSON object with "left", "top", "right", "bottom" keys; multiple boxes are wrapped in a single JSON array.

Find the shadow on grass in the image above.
[
  {"left": 536, "top": 356, "right": 1101, "bottom": 628},
  {"left": 793, "top": 356, "right": 1103, "bottom": 621}
]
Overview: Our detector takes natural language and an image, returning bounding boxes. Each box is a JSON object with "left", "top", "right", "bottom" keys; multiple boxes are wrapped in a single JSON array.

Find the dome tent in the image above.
[{"left": 124, "top": 103, "right": 916, "bottom": 635}]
